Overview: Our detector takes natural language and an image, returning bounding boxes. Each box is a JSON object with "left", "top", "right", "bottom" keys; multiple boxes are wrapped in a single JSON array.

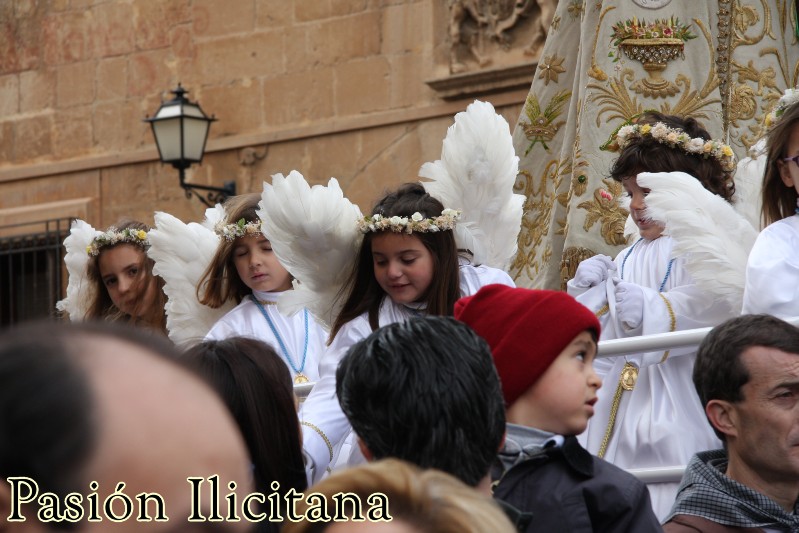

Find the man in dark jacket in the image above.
[
  {"left": 456, "top": 285, "right": 662, "bottom": 532},
  {"left": 664, "top": 315, "right": 799, "bottom": 532}
]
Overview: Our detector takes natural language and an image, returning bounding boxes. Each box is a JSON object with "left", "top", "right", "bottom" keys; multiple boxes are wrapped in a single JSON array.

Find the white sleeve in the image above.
[
  {"left": 298, "top": 316, "right": 372, "bottom": 482},
  {"left": 743, "top": 221, "right": 799, "bottom": 318}
]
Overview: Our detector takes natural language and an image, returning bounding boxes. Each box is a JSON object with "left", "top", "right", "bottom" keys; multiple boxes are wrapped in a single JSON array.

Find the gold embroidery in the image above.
[
  {"left": 577, "top": 179, "right": 628, "bottom": 246},
  {"left": 510, "top": 152, "right": 570, "bottom": 284},
  {"left": 520, "top": 90, "right": 571, "bottom": 154},
  {"left": 559, "top": 246, "right": 597, "bottom": 290},
  {"left": 594, "top": 303, "right": 609, "bottom": 319},
  {"left": 539, "top": 54, "right": 567, "bottom": 84},
  {"left": 587, "top": 5, "right": 616, "bottom": 81}
]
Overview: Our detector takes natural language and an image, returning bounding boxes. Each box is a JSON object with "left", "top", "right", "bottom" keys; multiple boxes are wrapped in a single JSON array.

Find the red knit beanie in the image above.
[{"left": 454, "top": 284, "right": 600, "bottom": 407}]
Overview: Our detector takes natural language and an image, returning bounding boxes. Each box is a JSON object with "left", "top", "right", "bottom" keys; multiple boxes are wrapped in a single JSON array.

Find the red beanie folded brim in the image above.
[{"left": 454, "top": 284, "right": 600, "bottom": 407}]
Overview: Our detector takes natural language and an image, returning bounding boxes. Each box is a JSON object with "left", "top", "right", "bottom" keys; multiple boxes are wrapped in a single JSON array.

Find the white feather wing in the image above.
[
  {"left": 419, "top": 100, "right": 525, "bottom": 269},
  {"left": 147, "top": 211, "right": 233, "bottom": 347},
  {"left": 732, "top": 138, "right": 766, "bottom": 231},
  {"left": 639, "top": 171, "right": 757, "bottom": 313},
  {"left": 258, "top": 171, "right": 363, "bottom": 328},
  {"left": 56, "top": 219, "right": 101, "bottom": 321}
]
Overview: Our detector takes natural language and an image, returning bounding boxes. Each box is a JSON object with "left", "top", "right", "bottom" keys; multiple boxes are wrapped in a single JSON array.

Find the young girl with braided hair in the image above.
[{"left": 567, "top": 111, "right": 754, "bottom": 519}]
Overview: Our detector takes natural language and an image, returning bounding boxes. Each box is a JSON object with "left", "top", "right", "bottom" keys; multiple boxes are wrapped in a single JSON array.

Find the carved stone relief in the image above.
[
  {"left": 447, "top": 0, "right": 557, "bottom": 73},
  {"left": 429, "top": 0, "right": 556, "bottom": 99}
]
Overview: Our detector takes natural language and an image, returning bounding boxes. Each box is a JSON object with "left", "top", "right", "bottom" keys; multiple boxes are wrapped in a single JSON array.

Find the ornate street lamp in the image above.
[{"left": 145, "top": 84, "right": 235, "bottom": 207}]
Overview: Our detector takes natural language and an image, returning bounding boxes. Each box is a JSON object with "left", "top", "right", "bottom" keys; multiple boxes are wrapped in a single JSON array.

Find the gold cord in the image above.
[
  {"left": 657, "top": 293, "right": 677, "bottom": 363},
  {"left": 301, "top": 421, "right": 334, "bottom": 463},
  {"left": 595, "top": 303, "right": 610, "bottom": 318},
  {"left": 597, "top": 361, "right": 638, "bottom": 458}
]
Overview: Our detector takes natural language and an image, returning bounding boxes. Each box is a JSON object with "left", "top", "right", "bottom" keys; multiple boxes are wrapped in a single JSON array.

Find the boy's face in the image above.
[
  {"left": 506, "top": 331, "right": 602, "bottom": 435},
  {"left": 623, "top": 175, "right": 664, "bottom": 241}
]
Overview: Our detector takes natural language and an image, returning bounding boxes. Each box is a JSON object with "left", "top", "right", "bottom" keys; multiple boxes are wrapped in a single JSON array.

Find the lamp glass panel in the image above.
[
  {"left": 182, "top": 117, "right": 210, "bottom": 162},
  {"left": 152, "top": 118, "right": 182, "bottom": 162}
]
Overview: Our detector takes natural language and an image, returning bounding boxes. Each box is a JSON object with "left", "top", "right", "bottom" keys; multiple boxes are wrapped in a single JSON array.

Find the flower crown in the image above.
[
  {"left": 603, "top": 121, "right": 736, "bottom": 172},
  {"left": 357, "top": 209, "right": 461, "bottom": 234},
  {"left": 214, "top": 218, "right": 263, "bottom": 241},
  {"left": 86, "top": 227, "right": 149, "bottom": 256},
  {"left": 764, "top": 87, "right": 799, "bottom": 129}
]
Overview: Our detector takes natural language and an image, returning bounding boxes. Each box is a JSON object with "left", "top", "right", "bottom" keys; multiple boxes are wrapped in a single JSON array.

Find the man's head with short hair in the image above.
[
  {"left": 693, "top": 314, "right": 799, "bottom": 511},
  {"left": 336, "top": 316, "right": 505, "bottom": 487},
  {"left": 694, "top": 314, "right": 799, "bottom": 441},
  {"left": 0, "top": 321, "right": 252, "bottom": 532}
]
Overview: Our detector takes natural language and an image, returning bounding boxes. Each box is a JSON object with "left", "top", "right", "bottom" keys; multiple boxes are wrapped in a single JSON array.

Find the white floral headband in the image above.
[
  {"left": 87, "top": 227, "right": 149, "bottom": 256},
  {"left": 357, "top": 209, "right": 461, "bottom": 234},
  {"left": 214, "top": 218, "right": 263, "bottom": 241},
  {"left": 612, "top": 122, "right": 736, "bottom": 172},
  {"left": 765, "top": 87, "right": 799, "bottom": 129}
]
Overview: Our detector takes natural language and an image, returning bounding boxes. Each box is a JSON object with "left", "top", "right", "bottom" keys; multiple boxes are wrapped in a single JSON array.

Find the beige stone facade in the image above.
[
  {"left": 0, "top": 0, "right": 555, "bottom": 226},
  {"left": 0, "top": 0, "right": 553, "bottom": 321}
]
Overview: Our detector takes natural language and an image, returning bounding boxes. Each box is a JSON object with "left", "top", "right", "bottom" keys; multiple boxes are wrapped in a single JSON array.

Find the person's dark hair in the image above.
[
  {"left": 329, "top": 183, "right": 461, "bottom": 341},
  {"left": 0, "top": 320, "right": 181, "bottom": 530},
  {"left": 694, "top": 314, "right": 799, "bottom": 440},
  {"left": 610, "top": 111, "right": 735, "bottom": 202},
  {"left": 762, "top": 102, "right": 799, "bottom": 225},
  {"left": 85, "top": 219, "right": 168, "bottom": 333},
  {"left": 181, "top": 337, "right": 306, "bottom": 509},
  {"left": 198, "top": 193, "right": 263, "bottom": 307},
  {"left": 336, "top": 316, "right": 505, "bottom": 486}
]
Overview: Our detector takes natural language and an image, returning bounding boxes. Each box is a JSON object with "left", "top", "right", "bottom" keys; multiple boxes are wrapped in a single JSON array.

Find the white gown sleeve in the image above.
[
  {"left": 298, "top": 316, "right": 372, "bottom": 483},
  {"left": 742, "top": 218, "right": 799, "bottom": 318}
]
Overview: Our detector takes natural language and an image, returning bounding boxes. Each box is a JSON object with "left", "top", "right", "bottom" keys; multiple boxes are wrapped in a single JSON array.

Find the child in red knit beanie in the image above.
[{"left": 455, "top": 284, "right": 660, "bottom": 532}]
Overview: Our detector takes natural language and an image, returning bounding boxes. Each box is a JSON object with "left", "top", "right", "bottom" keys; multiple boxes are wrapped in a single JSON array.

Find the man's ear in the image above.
[
  {"left": 706, "top": 399, "right": 739, "bottom": 439},
  {"left": 357, "top": 437, "right": 373, "bottom": 462}
]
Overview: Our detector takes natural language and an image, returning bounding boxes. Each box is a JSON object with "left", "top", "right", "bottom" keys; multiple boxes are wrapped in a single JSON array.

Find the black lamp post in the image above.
[{"left": 145, "top": 84, "right": 236, "bottom": 207}]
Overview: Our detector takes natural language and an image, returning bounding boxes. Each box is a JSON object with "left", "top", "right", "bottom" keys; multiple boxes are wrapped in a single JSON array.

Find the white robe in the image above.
[
  {"left": 299, "top": 261, "right": 515, "bottom": 483},
  {"left": 205, "top": 289, "right": 326, "bottom": 383},
  {"left": 742, "top": 216, "right": 799, "bottom": 318},
  {"left": 568, "top": 236, "right": 728, "bottom": 521}
]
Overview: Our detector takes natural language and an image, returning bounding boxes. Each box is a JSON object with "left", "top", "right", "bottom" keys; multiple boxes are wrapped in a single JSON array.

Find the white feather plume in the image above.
[
  {"left": 419, "top": 100, "right": 525, "bottom": 269},
  {"left": 258, "top": 171, "right": 363, "bottom": 329},
  {"left": 732, "top": 138, "right": 766, "bottom": 231},
  {"left": 56, "top": 219, "right": 101, "bottom": 321},
  {"left": 638, "top": 171, "right": 757, "bottom": 313},
  {"left": 147, "top": 208, "right": 234, "bottom": 347}
]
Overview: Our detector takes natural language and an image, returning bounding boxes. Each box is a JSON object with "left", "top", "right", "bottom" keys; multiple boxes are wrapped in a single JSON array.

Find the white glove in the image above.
[
  {"left": 572, "top": 255, "right": 617, "bottom": 288},
  {"left": 614, "top": 279, "right": 645, "bottom": 330}
]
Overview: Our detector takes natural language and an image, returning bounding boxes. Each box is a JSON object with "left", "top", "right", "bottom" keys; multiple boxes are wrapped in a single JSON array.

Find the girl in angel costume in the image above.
[
  {"left": 149, "top": 192, "right": 326, "bottom": 384},
  {"left": 743, "top": 89, "right": 799, "bottom": 317},
  {"left": 57, "top": 219, "right": 168, "bottom": 334},
  {"left": 567, "top": 112, "right": 757, "bottom": 519},
  {"left": 258, "top": 100, "right": 524, "bottom": 482}
]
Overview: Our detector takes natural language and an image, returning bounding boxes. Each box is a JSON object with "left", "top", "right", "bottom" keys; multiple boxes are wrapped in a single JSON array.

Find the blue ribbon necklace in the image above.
[
  {"left": 620, "top": 237, "right": 675, "bottom": 292},
  {"left": 251, "top": 295, "right": 309, "bottom": 384}
]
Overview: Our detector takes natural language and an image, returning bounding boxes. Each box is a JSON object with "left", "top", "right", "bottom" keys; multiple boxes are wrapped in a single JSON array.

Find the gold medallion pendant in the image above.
[
  {"left": 294, "top": 373, "right": 310, "bottom": 384},
  {"left": 620, "top": 362, "right": 639, "bottom": 391}
]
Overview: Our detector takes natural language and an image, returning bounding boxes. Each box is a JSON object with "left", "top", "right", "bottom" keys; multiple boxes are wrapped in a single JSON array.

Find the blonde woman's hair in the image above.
[
  {"left": 283, "top": 459, "right": 516, "bottom": 533},
  {"left": 197, "top": 193, "right": 262, "bottom": 308}
]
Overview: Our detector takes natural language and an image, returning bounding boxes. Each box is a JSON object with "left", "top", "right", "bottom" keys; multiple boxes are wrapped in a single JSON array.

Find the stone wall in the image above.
[{"left": 0, "top": 0, "right": 545, "bottom": 232}]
